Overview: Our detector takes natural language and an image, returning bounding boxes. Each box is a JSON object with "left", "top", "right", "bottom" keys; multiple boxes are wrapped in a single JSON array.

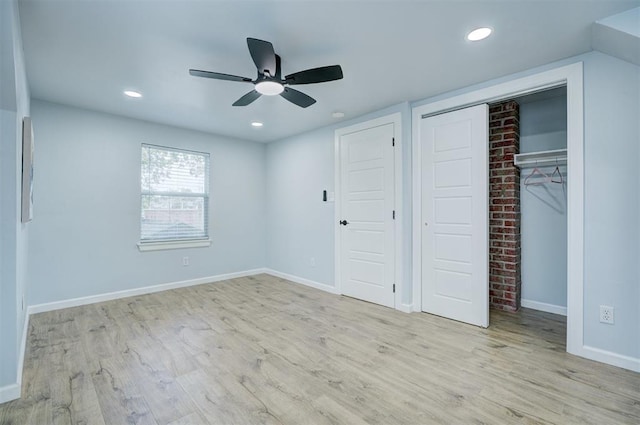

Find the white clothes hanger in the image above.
[
  {"left": 550, "top": 157, "right": 563, "bottom": 184},
  {"left": 524, "top": 161, "right": 550, "bottom": 186}
]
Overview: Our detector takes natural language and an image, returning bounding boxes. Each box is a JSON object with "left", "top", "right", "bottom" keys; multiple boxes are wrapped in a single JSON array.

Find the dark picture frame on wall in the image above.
[{"left": 21, "top": 116, "right": 34, "bottom": 223}]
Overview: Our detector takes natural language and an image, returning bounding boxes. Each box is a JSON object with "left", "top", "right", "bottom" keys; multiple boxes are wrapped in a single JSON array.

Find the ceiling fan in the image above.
[{"left": 189, "top": 38, "right": 343, "bottom": 108}]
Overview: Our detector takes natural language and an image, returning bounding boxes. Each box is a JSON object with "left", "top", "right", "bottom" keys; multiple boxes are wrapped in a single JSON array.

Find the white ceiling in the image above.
[{"left": 18, "top": 0, "right": 640, "bottom": 143}]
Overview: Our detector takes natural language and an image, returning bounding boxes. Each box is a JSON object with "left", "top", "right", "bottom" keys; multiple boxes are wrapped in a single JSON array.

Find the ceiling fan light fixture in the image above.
[
  {"left": 467, "top": 27, "right": 492, "bottom": 41},
  {"left": 255, "top": 81, "right": 284, "bottom": 96}
]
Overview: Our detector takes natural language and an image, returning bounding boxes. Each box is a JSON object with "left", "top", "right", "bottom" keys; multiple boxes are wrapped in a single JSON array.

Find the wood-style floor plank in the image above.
[{"left": 1, "top": 273, "right": 638, "bottom": 424}]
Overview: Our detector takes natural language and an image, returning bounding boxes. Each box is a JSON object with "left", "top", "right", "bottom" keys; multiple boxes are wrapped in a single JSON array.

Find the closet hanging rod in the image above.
[{"left": 514, "top": 148, "right": 567, "bottom": 168}]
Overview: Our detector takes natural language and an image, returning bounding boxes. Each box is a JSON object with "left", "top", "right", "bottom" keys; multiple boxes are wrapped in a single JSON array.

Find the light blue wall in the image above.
[
  {"left": 519, "top": 94, "right": 567, "bottom": 153},
  {"left": 582, "top": 52, "right": 639, "bottom": 357},
  {"left": 266, "top": 126, "right": 335, "bottom": 286},
  {"left": 519, "top": 95, "right": 568, "bottom": 308},
  {"left": 0, "top": 0, "right": 30, "bottom": 392},
  {"left": 266, "top": 102, "right": 413, "bottom": 304},
  {"left": 0, "top": 108, "right": 19, "bottom": 389},
  {"left": 28, "top": 100, "right": 266, "bottom": 305}
]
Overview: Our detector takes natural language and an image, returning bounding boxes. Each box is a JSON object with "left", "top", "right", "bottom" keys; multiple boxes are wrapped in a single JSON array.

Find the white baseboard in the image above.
[
  {"left": 579, "top": 345, "right": 640, "bottom": 373},
  {"left": 264, "top": 269, "right": 339, "bottom": 295},
  {"left": 28, "top": 268, "right": 267, "bottom": 315},
  {"left": 521, "top": 299, "right": 567, "bottom": 316},
  {"left": 0, "top": 383, "right": 21, "bottom": 404}
]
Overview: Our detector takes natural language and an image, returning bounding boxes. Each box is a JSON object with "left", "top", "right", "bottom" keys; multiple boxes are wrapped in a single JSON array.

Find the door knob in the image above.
[{"left": 339, "top": 220, "right": 349, "bottom": 226}]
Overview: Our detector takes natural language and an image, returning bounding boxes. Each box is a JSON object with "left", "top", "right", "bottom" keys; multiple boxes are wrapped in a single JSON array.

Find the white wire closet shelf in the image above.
[{"left": 514, "top": 148, "right": 567, "bottom": 168}]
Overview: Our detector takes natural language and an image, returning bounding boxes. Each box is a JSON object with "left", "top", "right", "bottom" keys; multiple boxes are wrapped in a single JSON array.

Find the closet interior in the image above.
[{"left": 489, "top": 86, "right": 568, "bottom": 322}]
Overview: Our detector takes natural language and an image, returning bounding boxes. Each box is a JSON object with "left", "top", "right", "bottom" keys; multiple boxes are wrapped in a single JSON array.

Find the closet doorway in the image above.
[
  {"left": 488, "top": 87, "right": 568, "bottom": 346},
  {"left": 412, "top": 62, "right": 584, "bottom": 357}
]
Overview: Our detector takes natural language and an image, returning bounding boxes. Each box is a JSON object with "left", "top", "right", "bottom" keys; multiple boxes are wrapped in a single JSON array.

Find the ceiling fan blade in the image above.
[
  {"left": 280, "top": 87, "right": 316, "bottom": 108},
  {"left": 247, "top": 38, "right": 276, "bottom": 76},
  {"left": 189, "top": 69, "right": 253, "bottom": 83},
  {"left": 285, "top": 65, "right": 343, "bottom": 85},
  {"left": 232, "top": 90, "right": 262, "bottom": 106},
  {"left": 275, "top": 55, "right": 282, "bottom": 80}
]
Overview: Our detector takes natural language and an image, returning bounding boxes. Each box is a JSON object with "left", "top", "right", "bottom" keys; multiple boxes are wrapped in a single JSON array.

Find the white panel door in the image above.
[
  {"left": 339, "top": 123, "right": 395, "bottom": 308},
  {"left": 421, "top": 104, "right": 488, "bottom": 327}
]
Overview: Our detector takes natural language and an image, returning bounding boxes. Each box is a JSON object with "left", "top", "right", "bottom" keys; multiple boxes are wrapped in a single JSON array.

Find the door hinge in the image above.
[
  {"left": 392, "top": 210, "right": 396, "bottom": 220},
  {"left": 392, "top": 137, "right": 395, "bottom": 147},
  {"left": 393, "top": 284, "right": 396, "bottom": 293}
]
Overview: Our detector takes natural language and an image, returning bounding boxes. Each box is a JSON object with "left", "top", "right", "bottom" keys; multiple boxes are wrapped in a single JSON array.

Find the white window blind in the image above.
[{"left": 140, "top": 144, "right": 210, "bottom": 243}]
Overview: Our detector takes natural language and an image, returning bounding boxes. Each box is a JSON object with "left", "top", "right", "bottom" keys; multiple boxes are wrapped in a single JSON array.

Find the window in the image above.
[{"left": 139, "top": 144, "right": 210, "bottom": 249}]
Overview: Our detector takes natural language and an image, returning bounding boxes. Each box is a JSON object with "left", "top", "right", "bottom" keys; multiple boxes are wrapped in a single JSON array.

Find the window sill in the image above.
[{"left": 137, "top": 239, "right": 211, "bottom": 252}]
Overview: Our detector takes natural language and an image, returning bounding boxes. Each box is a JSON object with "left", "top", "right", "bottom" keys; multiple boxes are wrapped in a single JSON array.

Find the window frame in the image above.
[{"left": 137, "top": 143, "right": 211, "bottom": 252}]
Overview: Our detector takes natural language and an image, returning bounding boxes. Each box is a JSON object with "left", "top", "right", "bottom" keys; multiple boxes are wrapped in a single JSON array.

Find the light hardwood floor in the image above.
[{"left": 1, "top": 274, "right": 638, "bottom": 424}]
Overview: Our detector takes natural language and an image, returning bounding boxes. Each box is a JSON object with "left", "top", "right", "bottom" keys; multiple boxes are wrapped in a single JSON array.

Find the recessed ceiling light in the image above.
[
  {"left": 124, "top": 90, "right": 142, "bottom": 98},
  {"left": 255, "top": 81, "right": 284, "bottom": 96},
  {"left": 332, "top": 112, "right": 345, "bottom": 118},
  {"left": 251, "top": 121, "right": 264, "bottom": 127},
  {"left": 467, "top": 27, "right": 493, "bottom": 41}
]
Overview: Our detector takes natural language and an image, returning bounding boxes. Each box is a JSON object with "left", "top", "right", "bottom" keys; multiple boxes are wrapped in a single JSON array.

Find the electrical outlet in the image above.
[
  {"left": 182, "top": 256, "right": 189, "bottom": 266},
  {"left": 310, "top": 257, "right": 316, "bottom": 267},
  {"left": 600, "top": 305, "right": 614, "bottom": 324}
]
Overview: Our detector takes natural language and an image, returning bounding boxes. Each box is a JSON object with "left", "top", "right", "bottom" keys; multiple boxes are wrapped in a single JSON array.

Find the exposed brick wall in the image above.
[{"left": 489, "top": 101, "right": 521, "bottom": 312}]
